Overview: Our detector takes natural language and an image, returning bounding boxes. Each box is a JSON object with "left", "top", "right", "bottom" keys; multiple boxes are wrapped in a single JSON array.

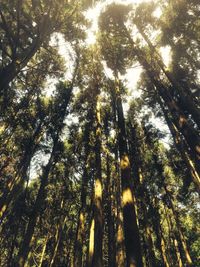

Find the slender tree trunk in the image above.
[
  {"left": 7, "top": 226, "right": 19, "bottom": 266},
  {"left": 157, "top": 83, "right": 200, "bottom": 170},
  {"left": 38, "top": 235, "right": 49, "bottom": 267},
  {"left": 114, "top": 149, "right": 126, "bottom": 267},
  {"left": 151, "top": 201, "right": 170, "bottom": 267},
  {"left": 88, "top": 217, "right": 95, "bottom": 267},
  {"left": 17, "top": 138, "right": 58, "bottom": 267},
  {"left": 0, "top": 121, "right": 44, "bottom": 221},
  {"left": 49, "top": 215, "right": 67, "bottom": 267},
  {"left": 122, "top": 23, "right": 200, "bottom": 174},
  {"left": 159, "top": 97, "right": 200, "bottom": 192},
  {"left": 164, "top": 204, "right": 184, "bottom": 267},
  {"left": 128, "top": 122, "right": 159, "bottom": 267},
  {"left": 74, "top": 120, "right": 92, "bottom": 267},
  {"left": 160, "top": 235, "right": 170, "bottom": 267},
  {"left": 112, "top": 93, "right": 126, "bottom": 267},
  {"left": 105, "top": 153, "right": 116, "bottom": 267},
  {"left": 74, "top": 166, "right": 88, "bottom": 267},
  {"left": 173, "top": 237, "right": 184, "bottom": 267},
  {"left": 88, "top": 94, "right": 103, "bottom": 267},
  {"left": 164, "top": 186, "right": 194, "bottom": 266},
  {"left": 114, "top": 74, "right": 143, "bottom": 267},
  {"left": 135, "top": 23, "right": 200, "bottom": 128},
  {"left": 143, "top": 217, "right": 157, "bottom": 267}
]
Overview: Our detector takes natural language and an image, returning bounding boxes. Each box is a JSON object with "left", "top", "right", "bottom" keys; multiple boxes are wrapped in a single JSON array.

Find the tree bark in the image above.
[
  {"left": 17, "top": 138, "right": 58, "bottom": 267},
  {"left": 49, "top": 215, "right": 67, "bottom": 267},
  {"left": 122, "top": 23, "right": 200, "bottom": 174},
  {"left": 88, "top": 94, "right": 103, "bottom": 267},
  {"left": 105, "top": 152, "right": 116, "bottom": 267},
  {"left": 164, "top": 185, "right": 194, "bottom": 266},
  {"left": 135, "top": 23, "right": 200, "bottom": 128},
  {"left": 0, "top": 120, "right": 44, "bottom": 222},
  {"left": 158, "top": 97, "right": 200, "bottom": 192},
  {"left": 74, "top": 120, "right": 92, "bottom": 267},
  {"left": 114, "top": 74, "right": 143, "bottom": 267},
  {"left": 38, "top": 235, "right": 49, "bottom": 267}
]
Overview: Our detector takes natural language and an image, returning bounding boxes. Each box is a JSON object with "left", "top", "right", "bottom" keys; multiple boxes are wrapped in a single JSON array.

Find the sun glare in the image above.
[{"left": 84, "top": 0, "right": 164, "bottom": 95}]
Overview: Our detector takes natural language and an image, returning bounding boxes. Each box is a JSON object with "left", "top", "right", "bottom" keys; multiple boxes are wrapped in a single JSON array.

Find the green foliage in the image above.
[{"left": 0, "top": 1, "right": 199, "bottom": 266}]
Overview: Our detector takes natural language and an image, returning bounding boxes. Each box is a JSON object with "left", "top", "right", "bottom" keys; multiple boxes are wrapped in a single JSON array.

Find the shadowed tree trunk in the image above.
[
  {"left": 158, "top": 96, "right": 200, "bottom": 192},
  {"left": 164, "top": 185, "right": 194, "bottom": 266},
  {"left": 16, "top": 62, "right": 79, "bottom": 266},
  {"left": 164, "top": 206, "right": 183, "bottom": 267},
  {"left": 17, "top": 136, "right": 59, "bottom": 267},
  {"left": 127, "top": 121, "right": 158, "bottom": 267},
  {"left": 114, "top": 148, "right": 126, "bottom": 267},
  {"left": 38, "top": 235, "right": 49, "bottom": 267},
  {"left": 121, "top": 23, "right": 200, "bottom": 180},
  {"left": 0, "top": 120, "right": 44, "bottom": 222},
  {"left": 88, "top": 94, "right": 103, "bottom": 267},
  {"left": 150, "top": 200, "right": 170, "bottom": 267},
  {"left": 135, "top": 23, "right": 200, "bottom": 128},
  {"left": 105, "top": 151, "right": 116, "bottom": 267},
  {"left": 74, "top": 118, "right": 93, "bottom": 267},
  {"left": 49, "top": 214, "right": 68, "bottom": 267},
  {"left": 114, "top": 73, "right": 143, "bottom": 267}
]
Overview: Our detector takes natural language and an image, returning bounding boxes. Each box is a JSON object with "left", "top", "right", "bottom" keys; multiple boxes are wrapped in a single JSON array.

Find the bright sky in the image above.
[
  {"left": 47, "top": 0, "right": 170, "bottom": 98},
  {"left": 84, "top": 0, "right": 170, "bottom": 97}
]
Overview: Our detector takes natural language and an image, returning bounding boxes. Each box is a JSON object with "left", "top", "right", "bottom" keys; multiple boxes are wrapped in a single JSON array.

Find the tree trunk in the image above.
[
  {"left": 173, "top": 237, "right": 183, "bottom": 267},
  {"left": 0, "top": 120, "right": 44, "bottom": 221},
  {"left": 122, "top": 23, "right": 200, "bottom": 175},
  {"left": 74, "top": 168, "right": 89, "bottom": 267},
  {"left": 159, "top": 97, "right": 200, "bottom": 192},
  {"left": 114, "top": 74, "right": 143, "bottom": 267},
  {"left": 164, "top": 204, "right": 184, "bottom": 267},
  {"left": 74, "top": 120, "right": 92, "bottom": 267},
  {"left": 49, "top": 215, "right": 67, "bottom": 267},
  {"left": 143, "top": 215, "right": 157, "bottom": 267},
  {"left": 135, "top": 23, "right": 200, "bottom": 128},
  {"left": 38, "top": 235, "right": 49, "bottom": 267},
  {"left": 88, "top": 217, "right": 95, "bottom": 267},
  {"left": 88, "top": 94, "right": 103, "bottom": 267},
  {"left": 105, "top": 153, "right": 116, "bottom": 267},
  {"left": 164, "top": 186, "right": 194, "bottom": 266},
  {"left": 114, "top": 149, "right": 126, "bottom": 267},
  {"left": 17, "top": 139, "right": 58, "bottom": 267},
  {"left": 151, "top": 201, "right": 170, "bottom": 267}
]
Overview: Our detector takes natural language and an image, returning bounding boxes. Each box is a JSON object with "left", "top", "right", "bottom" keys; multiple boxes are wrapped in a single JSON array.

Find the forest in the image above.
[{"left": 0, "top": 0, "right": 199, "bottom": 266}]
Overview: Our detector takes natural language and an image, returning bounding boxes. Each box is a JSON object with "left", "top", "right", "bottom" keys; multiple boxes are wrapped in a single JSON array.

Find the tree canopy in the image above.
[{"left": 0, "top": 0, "right": 199, "bottom": 266}]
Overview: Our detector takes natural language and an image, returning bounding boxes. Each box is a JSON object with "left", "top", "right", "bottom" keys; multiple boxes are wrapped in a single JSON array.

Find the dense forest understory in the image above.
[{"left": 0, "top": 0, "right": 199, "bottom": 266}]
